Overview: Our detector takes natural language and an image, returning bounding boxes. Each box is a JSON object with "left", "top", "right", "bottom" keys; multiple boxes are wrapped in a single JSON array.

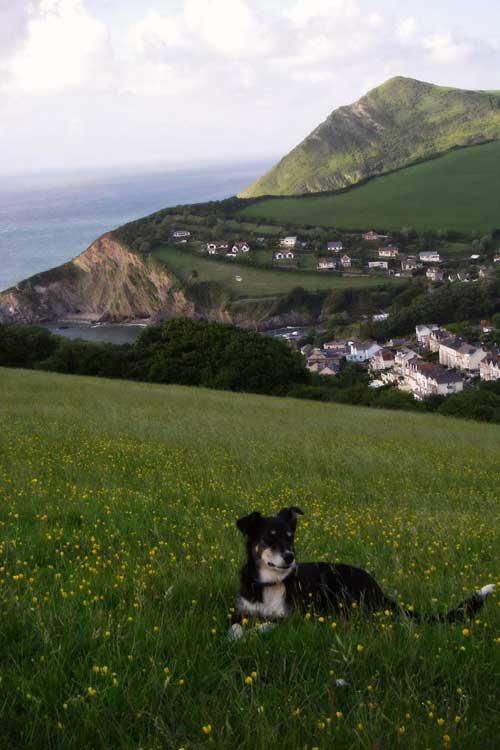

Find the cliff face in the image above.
[{"left": 0, "top": 234, "right": 195, "bottom": 324}]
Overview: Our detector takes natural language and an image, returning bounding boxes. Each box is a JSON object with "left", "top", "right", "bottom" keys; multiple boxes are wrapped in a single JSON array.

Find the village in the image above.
[
  {"left": 170, "top": 228, "right": 500, "bottom": 283},
  {"left": 301, "top": 324, "right": 500, "bottom": 399}
]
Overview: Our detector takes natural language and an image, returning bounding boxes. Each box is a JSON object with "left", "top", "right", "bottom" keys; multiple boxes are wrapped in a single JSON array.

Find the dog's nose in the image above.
[{"left": 283, "top": 551, "right": 295, "bottom": 565}]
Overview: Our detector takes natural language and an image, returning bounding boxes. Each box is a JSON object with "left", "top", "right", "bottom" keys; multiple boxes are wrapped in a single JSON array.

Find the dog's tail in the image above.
[{"left": 392, "top": 584, "right": 495, "bottom": 624}]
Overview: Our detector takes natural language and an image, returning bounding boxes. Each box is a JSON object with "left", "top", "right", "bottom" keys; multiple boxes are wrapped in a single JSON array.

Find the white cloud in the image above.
[
  {"left": 183, "top": 0, "right": 273, "bottom": 57},
  {"left": 398, "top": 17, "right": 417, "bottom": 42},
  {"left": 285, "top": 0, "right": 360, "bottom": 28},
  {"left": 424, "top": 33, "right": 472, "bottom": 64}
]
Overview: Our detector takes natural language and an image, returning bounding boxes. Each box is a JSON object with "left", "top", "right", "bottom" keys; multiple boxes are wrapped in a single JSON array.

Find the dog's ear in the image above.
[
  {"left": 236, "top": 511, "right": 263, "bottom": 537},
  {"left": 277, "top": 506, "right": 304, "bottom": 531}
]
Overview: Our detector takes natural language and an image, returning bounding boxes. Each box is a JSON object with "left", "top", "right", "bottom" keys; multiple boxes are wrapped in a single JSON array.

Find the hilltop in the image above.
[
  {"left": 1, "top": 366, "right": 500, "bottom": 748},
  {"left": 241, "top": 76, "right": 500, "bottom": 197}
]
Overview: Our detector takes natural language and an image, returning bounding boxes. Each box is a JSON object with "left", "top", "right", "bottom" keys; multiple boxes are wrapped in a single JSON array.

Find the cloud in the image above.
[
  {"left": 424, "top": 33, "right": 472, "bottom": 65},
  {"left": 398, "top": 17, "right": 417, "bottom": 43}
]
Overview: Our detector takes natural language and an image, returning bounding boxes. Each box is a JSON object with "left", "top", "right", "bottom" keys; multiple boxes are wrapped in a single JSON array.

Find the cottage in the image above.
[
  {"left": 419, "top": 250, "right": 441, "bottom": 263},
  {"left": 362, "top": 231, "right": 381, "bottom": 241},
  {"left": 280, "top": 236, "right": 297, "bottom": 248},
  {"left": 327, "top": 240, "right": 343, "bottom": 252},
  {"left": 368, "top": 261, "right": 388, "bottom": 270},
  {"left": 317, "top": 257, "right": 337, "bottom": 270},
  {"left": 231, "top": 241, "right": 251, "bottom": 254},
  {"left": 339, "top": 254, "right": 352, "bottom": 268},
  {"left": 319, "top": 366, "right": 337, "bottom": 377},
  {"left": 439, "top": 337, "right": 486, "bottom": 373},
  {"left": 404, "top": 360, "right": 463, "bottom": 399},
  {"left": 273, "top": 250, "right": 295, "bottom": 261},
  {"left": 428, "top": 328, "right": 450, "bottom": 353},
  {"left": 379, "top": 246, "right": 399, "bottom": 258},
  {"left": 394, "top": 347, "right": 420, "bottom": 375},
  {"left": 372, "top": 312, "right": 389, "bottom": 322},
  {"left": 207, "top": 241, "right": 229, "bottom": 255},
  {"left": 480, "top": 351, "right": 500, "bottom": 381},
  {"left": 346, "top": 341, "right": 382, "bottom": 362},
  {"left": 370, "top": 348, "right": 395, "bottom": 371},
  {"left": 323, "top": 340, "right": 348, "bottom": 355},
  {"left": 401, "top": 255, "right": 418, "bottom": 272},
  {"left": 415, "top": 324, "right": 441, "bottom": 347},
  {"left": 494, "top": 255, "right": 500, "bottom": 263},
  {"left": 457, "top": 271, "right": 471, "bottom": 282},
  {"left": 426, "top": 267, "right": 444, "bottom": 282},
  {"left": 172, "top": 230, "right": 191, "bottom": 239}
]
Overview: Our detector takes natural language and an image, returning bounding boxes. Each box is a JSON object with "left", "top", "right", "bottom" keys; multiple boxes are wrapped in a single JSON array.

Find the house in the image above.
[
  {"left": 339, "top": 254, "right": 352, "bottom": 268},
  {"left": 439, "top": 337, "right": 487, "bottom": 373},
  {"left": 426, "top": 267, "right": 444, "bottom": 282},
  {"left": 231, "top": 241, "right": 251, "bottom": 254},
  {"left": 457, "top": 271, "right": 471, "bottom": 282},
  {"left": 368, "top": 261, "right": 389, "bottom": 270},
  {"left": 172, "top": 230, "right": 191, "bottom": 239},
  {"left": 280, "top": 236, "right": 297, "bottom": 248},
  {"left": 346, "top": 341, "right": 382, "bottom": 362},
  {"left": 478, "top": 266, "right": 491, "bottom": 279},
  {"left": 480, "top": 351, "right": 500, "bottom": 381},
  {"left": 379, "top": 246, "right": 399, "bottom": 258},
  {"left": 362, "top": 230, "right": 381, "bottom": 241},
  {"left": 415, "top": 324, "right": 441, "bottom": 347},
  {"left": 317, "top": 257, "right": 337, "bottom": 270},
  {"left": 419, "top": 250, "right": 441, "bottom": 263},
  {"left": 207, "top": 241, "right": 229, "bottom": 255},
  {"left": 273, "top": 250, "right": 295, "bottom": 261},
  {"left": 401, "top": 255, "right": 418, "bottom": 272},
  {"left": 494, "top": 254, "right": 500, "bottom": 263},
  {"left": 394, "top": 347, "right": 420, "bottom": 375},
  {"left": 327, "top": 240, "right": 343, "bottom": 252},
  {"left": 319, "top": 366, "right": 337, "bottom": 377},
  {"left": 428, "top": 328, "right": 450, "bottom": 353},
  {"left": 372, "top": 312, "right": 389, "bottom": 322},
  {"left": 306, "top": 349, "right": 343, "bottom": 373},
  {"left": 323, "top": 340, "right": 348, "bottom": 355},
  {"left": 447, "top": 273, "right": 458, "bottom": 283},
  {"left": 470, "top": 254, "right": 481, "bottom": 261},
  {"left": 370, "top": 348, "right": 395, "bottom": 371},
  {"left": 404, "top": 359, "right": 463, "bottom": 399}
]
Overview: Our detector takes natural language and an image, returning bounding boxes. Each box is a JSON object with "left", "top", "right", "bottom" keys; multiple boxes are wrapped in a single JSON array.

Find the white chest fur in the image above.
[{"left": 238, "top": 583, "right": 289, "bottom": 620}]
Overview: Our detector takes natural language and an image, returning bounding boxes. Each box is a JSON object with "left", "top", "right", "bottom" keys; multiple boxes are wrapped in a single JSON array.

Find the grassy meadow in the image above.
[
  {"left": 241, "top": 140, "right": 500, "bottom": 233},
  {"left": 153, "top": 245, "right": 398, "bottom": 298},
  {"left": 2, "top": 367, "right": 500, "bottom": 749}
]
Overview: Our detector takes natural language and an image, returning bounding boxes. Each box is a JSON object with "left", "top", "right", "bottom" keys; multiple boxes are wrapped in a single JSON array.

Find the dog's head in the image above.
[{"left": 236, "top": 507, "right": 304, "bottom": 578}]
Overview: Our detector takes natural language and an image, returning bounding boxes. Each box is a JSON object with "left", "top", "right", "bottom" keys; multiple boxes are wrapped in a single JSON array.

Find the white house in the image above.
[
  {"left": 415, "top": 324, "right": 441, "bottom": 347},
  {"left": 280, "top": 236, "right": 297, "bottom": 248},
  {"left": 370, "top": 348, "right": 395, "bottom": 371},
  {"left": 372, "top": 312, "right": 389, "bottom": 322},
  {"left": 207, "top": 241, "right": 229, "bottom": 254},
  {"left": 404, "top": 360, "right": 463, "bottom": 399},
  {"left": 368, "top": 261, "right": 389, "bottom": 270},
  {"left": 317, "top": 257, "right": 337, "bottom": 270},
  {"left": 172, "top": 230, "right": 191, "bottom": 239},
  {"left": 480, "top": 351, "right": 500, "bottom": 381},
  {"left": 426, "top": 267, "right": 444, "bottom": 282},
  {"left": 439, "top": 337, "right": 486, "bottom": 373},
  {"left": 231, "top": 241, "right": 251, "bottom": 254},
  {"left": 428, "top": 328, "right": 450, "bottom": 353},
  {"left": 327, "top": 240, "right": 343, "bottom": 252},
  {"left": 494, "top": 254, "right": 500, "bottom": 263},
  {"left": 362, "top": 231, "right": 381, "bottom": 241},
  {"left": 346, "top": 341, "right": 382, "bottom": 362},
  {"left": 273, "top": 250, "right": 295, "bottom": 261},
  {"left": 340, "top": 254, "right": 352, "bottom": 268},
  {"left": 323, "top": 340, "right": 348, "bottom": 355},
  {"left": 379, "top": 246, "right": 399, "bottom": 258},
  {"left": 419, "top": 250, "right": 441, "bottom": 263},
  {"left": 394, "top": 347, "right": 420, "bottom": 375}
]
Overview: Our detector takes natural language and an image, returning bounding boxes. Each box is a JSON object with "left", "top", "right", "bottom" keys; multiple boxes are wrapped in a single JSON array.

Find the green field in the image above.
[
  {"left": 2, "top": 367, "right": 500, "bottom": 749},
  {"left": 153, "top": 245, "right": 397, "bottom": 298},
  {"left": 241, "top": 140, "right": 500, "bottom": 233}
]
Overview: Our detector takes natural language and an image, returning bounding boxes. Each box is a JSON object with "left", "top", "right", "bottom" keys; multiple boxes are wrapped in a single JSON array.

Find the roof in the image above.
[
  {"left": 375, "top": 349, "right": 395, "bottom": 361},
  {"left": 410, "top": 360, "right": 462, "bottom": 383}
]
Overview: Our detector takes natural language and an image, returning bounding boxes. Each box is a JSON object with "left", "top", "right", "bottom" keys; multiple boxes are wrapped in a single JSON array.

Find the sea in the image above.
[{"left": 0, "top": 159, "right": 270, "bottom": 343}]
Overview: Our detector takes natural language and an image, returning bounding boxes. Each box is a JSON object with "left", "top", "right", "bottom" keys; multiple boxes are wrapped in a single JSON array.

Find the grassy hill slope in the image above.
[
  {"left": 241, "top": 139, "right": 500, "bottom": 232},
  {"left": 1, "top": 367, "right": 500, "bottom": 749},
  {"left": 241, "top": 76, "right": 500, "bottom": 198}
]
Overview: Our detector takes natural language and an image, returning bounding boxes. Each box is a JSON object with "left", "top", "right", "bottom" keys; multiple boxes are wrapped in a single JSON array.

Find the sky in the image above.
[{"left": 1, "top": 0, "right": 500, "bottom": 175}]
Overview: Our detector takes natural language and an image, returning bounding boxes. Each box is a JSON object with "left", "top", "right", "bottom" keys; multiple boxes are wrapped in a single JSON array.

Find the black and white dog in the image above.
[{"left": 229, "top": 506, "right": 495, "bottom": 639}]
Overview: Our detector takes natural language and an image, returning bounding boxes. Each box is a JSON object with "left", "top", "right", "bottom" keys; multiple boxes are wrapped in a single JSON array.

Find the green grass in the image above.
[
  {"left": 241, "top": 140, "right": 500, "bottom": 233},
  {"left": 1, "top": 367, "right": 500, "bottom": 749},
  {"left": 153, "top": 245, "right": 398, "bottom": 298}
]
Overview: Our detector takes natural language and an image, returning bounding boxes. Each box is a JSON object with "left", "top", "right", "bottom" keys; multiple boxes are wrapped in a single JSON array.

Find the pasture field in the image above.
[
  {"left": 152, "top": 245, "right": 398, "bottom": 298},
  {"left": 241, "top": 140, "right": 500, "bottom": 233},
  {"left": 2, "top": 367, "right": 500, "bottom": 749}
]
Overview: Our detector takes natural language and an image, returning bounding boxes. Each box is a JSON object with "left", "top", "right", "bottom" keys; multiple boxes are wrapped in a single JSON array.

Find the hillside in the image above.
[
  {"left": 241, "top": 76, "right": 500, "bottom": 197},
  {"left": 241, "top": 139, "right": 500, "bottom": 232},
  {"left": 1, "top": 367, "right": 500, "bottom": 748}
]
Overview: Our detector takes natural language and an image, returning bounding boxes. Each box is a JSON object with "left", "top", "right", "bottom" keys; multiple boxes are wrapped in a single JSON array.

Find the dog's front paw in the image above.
[{"left": 227, "top": 623, "right": 244, "bottom": 642}]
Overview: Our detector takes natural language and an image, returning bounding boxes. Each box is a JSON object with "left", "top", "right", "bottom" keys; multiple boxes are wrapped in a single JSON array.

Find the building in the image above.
[
  {"left": 317, "top": 257, "right": 337, "bottom": 270},
  {"left": 231, "top": 241, "right": 251, "bottom": 254},
  {"left": 494, "top": 254, "right": 500, "bottom": 264},
  {"left": 394, "top": 347, "right": 420, "bottom": 375},
  {"left": 273, "top": 250, "right": 295, "bottom": 261},
  {"left": 419, "top": 250, "right": 441, "bottom": 263},
  {"left": 405, "top": 359, "right": 463, "bottom": 399},
  {"left": 280, "top": 236, "right": 297, "bottom": 248},
  {"left": 401, "top": 255, "right": 418, "bottom": 272},
  {"left": 428, "top": 328, "right": 450, "bottom": 353},
  {"left": 480, "top": 351, "right": 500, "bottom": 381},
  {"left": 207, "top": 241, "right": 229, "bottom": 254},
  {"left": 305, "top": 349, "right": 343, "bottom": 373},
  {"left": 379, "top": 246, "right": 399, "bottom": 258},
  {"left": 426, "top": 267, "right": 444, "bottom": 282},
  {"left": 439, "top": 337, "right": 486, "bottom": 373},
  {"left": 172, "top": 230, "right": 191, "bottom": 239},
  {"left": 370, "top": 348, "right": 395, "bottom": 371},
  {"left": 362, "top": 231, "right": 381, "bottom": 241},
  {"left": 346, "top": 341, "right": 382, "bottom": 362},
  {"left": 327, "top": 240, "right": 343, "bottom": 252},
  {"left": 368, "top": 261, "right": 389, "bottom": 270},
  {"left": 323, "top": 340, "right": 348, "bottom": 355},
  {"left": 372, "top": 312, "right": 389, "bottom": 322},
  {"left": 415, "top": 324, "right": 441, "bottom": 347}
]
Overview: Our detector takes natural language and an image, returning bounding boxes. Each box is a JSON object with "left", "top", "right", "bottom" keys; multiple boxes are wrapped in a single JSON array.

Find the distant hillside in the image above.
[
  {"left": 241, "top": 139, "right": 500, "bottom": 233},
  {"left": 241, "top": 77, "right": 500, "bottom": 197}
]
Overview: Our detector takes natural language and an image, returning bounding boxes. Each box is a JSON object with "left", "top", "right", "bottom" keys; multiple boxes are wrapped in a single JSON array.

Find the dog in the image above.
[{"left": 228, "top": 506, "right": 495, "bottom": 640}]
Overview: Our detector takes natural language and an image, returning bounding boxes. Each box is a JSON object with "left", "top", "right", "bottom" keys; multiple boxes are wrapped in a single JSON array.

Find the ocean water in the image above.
[{"left": 0, "top": 160, "right": 270, "bottom": 292}]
